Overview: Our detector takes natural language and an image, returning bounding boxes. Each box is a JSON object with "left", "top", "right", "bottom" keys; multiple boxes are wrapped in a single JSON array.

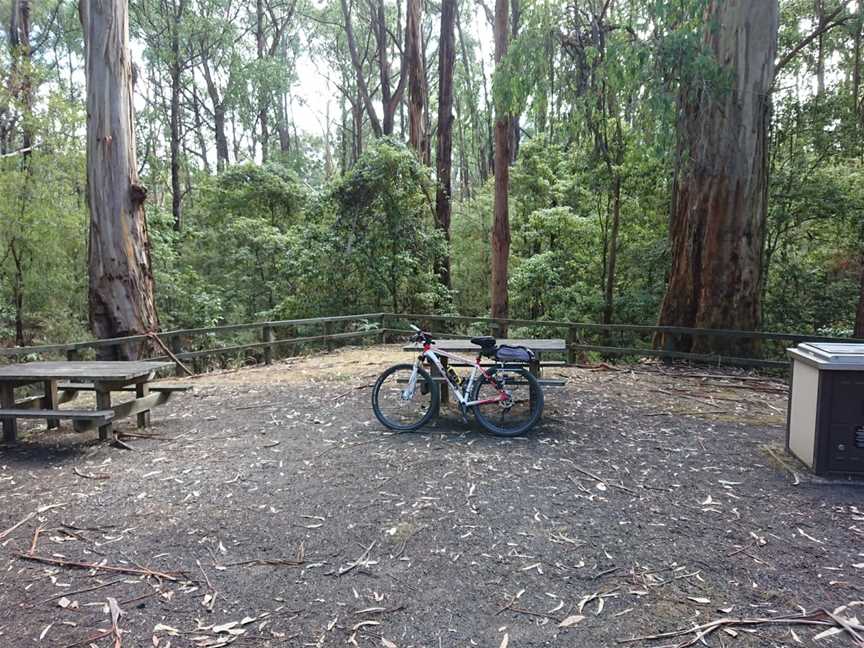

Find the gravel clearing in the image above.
[{"left": 0, "top": 344, "right": 862, "bottom": 648}]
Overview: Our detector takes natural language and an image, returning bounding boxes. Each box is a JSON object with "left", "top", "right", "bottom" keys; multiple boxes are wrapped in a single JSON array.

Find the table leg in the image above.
[
  {"left": 94, "top": 384, "right": 113, "bottom": 441},
  {"left": 0, "top": 383, "right": 16, "bottom": 444},
  {"left": 136, "top": 382, "right": 150, "bottom": 428},
  {"left": 44, "top": 380, "right": 59, "bottom": 429}
]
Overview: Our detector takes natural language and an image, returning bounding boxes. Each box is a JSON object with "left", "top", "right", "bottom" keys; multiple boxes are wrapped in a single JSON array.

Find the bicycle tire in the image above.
[
  {"left": 372, "top": 363, "right": 439, "bottom": 432},
  {"left": 471, "top": 366, "right": 544, "bottom": 437}
]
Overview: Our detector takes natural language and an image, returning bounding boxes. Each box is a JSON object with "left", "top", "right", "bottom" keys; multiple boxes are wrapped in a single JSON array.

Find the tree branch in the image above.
[{"left": 775, "top": 2, "right": 853, "bottom": 76}]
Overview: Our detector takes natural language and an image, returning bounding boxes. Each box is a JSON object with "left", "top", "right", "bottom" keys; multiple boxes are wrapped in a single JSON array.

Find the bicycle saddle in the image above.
[{"left": 470, "top": 336, "right": 497, "bottom": 349}]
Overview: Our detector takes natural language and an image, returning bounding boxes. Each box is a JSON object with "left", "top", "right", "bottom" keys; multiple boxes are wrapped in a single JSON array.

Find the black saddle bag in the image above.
[{"left": 494, "top": 345, "right": 535, "bottom": 362}]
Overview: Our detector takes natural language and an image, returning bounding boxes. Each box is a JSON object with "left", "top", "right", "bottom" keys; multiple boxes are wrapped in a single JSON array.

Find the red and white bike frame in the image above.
[{"left": 403, "top": 342, "right": 509, "bottom": 407}]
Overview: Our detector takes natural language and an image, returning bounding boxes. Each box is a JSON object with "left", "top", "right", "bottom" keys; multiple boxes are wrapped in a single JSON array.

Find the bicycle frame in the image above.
[{"left": 403, "top": 344, "right": 509, "bottom": 407}]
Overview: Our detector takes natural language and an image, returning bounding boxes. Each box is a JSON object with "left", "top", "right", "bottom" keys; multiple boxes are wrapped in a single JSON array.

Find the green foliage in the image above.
[
  {"left": 295, "top": 138, "right": 448, "bottom": 315},
  {"left": 1, "top": 0, "right": 863, "bottom": 350},
  {"left": 150, "top": 140, "right": 446, "bottom": 330}
]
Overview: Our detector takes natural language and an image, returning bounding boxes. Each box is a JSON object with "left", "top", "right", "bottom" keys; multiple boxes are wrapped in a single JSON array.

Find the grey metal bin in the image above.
[{"left": 786, "top": 343, "right": 864, "bottom": 476}]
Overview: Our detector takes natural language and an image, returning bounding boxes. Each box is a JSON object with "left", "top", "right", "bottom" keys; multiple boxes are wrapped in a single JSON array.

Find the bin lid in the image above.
[{"left": 787, "top": 342, "right": 864, "bottom": 370}]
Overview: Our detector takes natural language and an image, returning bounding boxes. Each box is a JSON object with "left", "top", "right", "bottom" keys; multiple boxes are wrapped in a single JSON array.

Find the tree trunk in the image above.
[
  {"left": 491, "top": 0, "right": 510, "bottom": 331},
  {"left": 169, "top": 2, "right": 183, "bottom": 230},
  {"left": 324, "top": 98, "right": 333, "bottom": 178},
  {"left": 352, "top": 86, "right": 364, "bottom": 163},
  {"left": 853, "top": 3, "right": 863, "bottom": 155},
  {"left": 9, "top": 0, "right": 33, "bottom": 154},
  {"left": 456, "top": 6, "right": 487, "bottom": 184},
  {"left": 815, "top": 0, "right": 826, "bottom": 96},
  {"left": 509, "top": 0, "right": 520, "bottom": 164},
  {"left": 202, "top": 58, "right": 229, "bottom": 171},
  {"left": 435, "top": 0, "right": 456, "bottom": 293},
  {"left": 656, "top": 0, "right": 778, "bottom": 355},
  {"left": 602, "top": 174, "right": 621, "bottom": 325},
  {"left": 341, "top": 0, "right": 383, "bottom": 137},
  {"left": 406, "top": 0, "right": 426, "bottom": 159},
  {"left": 256, "top": 0, "right": 269, "bottom": 162},
  {"left": 80, "top": 0, "right": 159, "bottom": 359},
  {"left": 456, "top": 95, "right": 470, "bottom": 198},
  {"left": 191, "top": 81, "right": 210, "bottom": 174}
]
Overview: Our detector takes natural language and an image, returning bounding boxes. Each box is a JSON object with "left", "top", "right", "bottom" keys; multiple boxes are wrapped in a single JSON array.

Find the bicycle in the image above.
[{"left": 371, "top": 325, "right": 544, "bottom": 436}]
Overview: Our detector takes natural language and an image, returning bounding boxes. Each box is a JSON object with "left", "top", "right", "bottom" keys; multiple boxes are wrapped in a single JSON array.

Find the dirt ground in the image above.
[{"left": 1, "top": 344, "right": 863, "bottom": 648}]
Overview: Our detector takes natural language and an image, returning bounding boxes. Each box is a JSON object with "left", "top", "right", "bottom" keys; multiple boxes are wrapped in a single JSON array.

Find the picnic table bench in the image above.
[
  {"left": 403, "top": 338, "right": 567, "bottom": 404},
  {"left": 0, "top": 361, "right": 187, "bottom": 444}
]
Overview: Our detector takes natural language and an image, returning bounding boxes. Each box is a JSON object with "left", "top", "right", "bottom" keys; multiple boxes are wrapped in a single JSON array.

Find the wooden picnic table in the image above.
[
  {"left": 0, "top": 361, "right": 177, "bottom": 444},
  {"left": 403, "top": 338, "right": 567, "bottom": 404}
]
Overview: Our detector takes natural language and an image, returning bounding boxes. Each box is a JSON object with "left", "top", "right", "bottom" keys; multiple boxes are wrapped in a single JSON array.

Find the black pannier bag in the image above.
[{"left": 495, "top": 345, "right": 535, "bottom": 363}]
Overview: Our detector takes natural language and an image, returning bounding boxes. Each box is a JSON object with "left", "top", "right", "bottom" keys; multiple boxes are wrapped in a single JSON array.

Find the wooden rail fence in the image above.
[{"left": 0, "top": 312, "right": 860, "bottom": 372}]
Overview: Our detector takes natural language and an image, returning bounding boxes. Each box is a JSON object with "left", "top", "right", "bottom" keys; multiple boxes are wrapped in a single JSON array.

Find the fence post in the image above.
[
  {"left": 567, "top": 326, "right": 577, "bottom": 365},
  {"left": 263, "top": 325, "right": 275, "bottom": 365},
  {"left": 171, "top": 337, "right": 186, "bottom": 377},
  {"left": 324, "top": 321, "right": 334, "bottom": 351},
  {"left": 662, "top": 333, "right": 674, "bottom": 366},
  {"left": 380, "top": 314, "right": 388, "bottom": 344}
]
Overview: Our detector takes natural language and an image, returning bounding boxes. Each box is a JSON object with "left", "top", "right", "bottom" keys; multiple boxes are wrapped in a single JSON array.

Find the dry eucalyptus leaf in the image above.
[{"left": 559, "top": 615, "right": 585, "bottom": 628}]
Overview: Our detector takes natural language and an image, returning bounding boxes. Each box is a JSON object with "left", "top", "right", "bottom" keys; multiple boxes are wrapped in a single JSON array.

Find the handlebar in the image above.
[{"left": 409, "top": 325, "right": 433, "bottom": 345}]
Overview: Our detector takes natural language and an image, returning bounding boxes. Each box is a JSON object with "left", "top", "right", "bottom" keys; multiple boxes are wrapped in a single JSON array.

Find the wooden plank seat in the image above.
[
  {"left": 0, "top": 408, "right": 114, "bottom": 422},
  {"left": 397, "top": 377, "right": 566, "bottom": 387},
  {"left": 58, "top": 382, "right": 192, "bottom": 393}
]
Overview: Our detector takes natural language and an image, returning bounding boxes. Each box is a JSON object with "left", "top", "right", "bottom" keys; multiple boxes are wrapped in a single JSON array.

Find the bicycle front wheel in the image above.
[
  {"left": 471, "top": 367, "right": 543, "bottom": 437},
  {"left": 372, "top": 363, "right": 440, "bottom": 432}
]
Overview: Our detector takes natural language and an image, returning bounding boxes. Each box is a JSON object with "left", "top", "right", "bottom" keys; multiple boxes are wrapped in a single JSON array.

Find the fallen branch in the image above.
[
  {"left": 28, "top": 525, "right": 44, "bottom": 555},
  {"left": 332, "top": 384, "right": 375, "bottom": 401},
  {"left": 197, "top": 559, "right": 217, "bottom": 612},
  {"left": 338, "top": 541, "right": 375, "bottom": 576},
  {"left": 0, "top": 503, "right": 65, "bottom": 541},
  {"left": 39, "top": 578, "right": 127, "bottom": 604},
  {"left": 147, "top": 331, "right": 193, "bottom": 376},
  {"left": 0, "top": 512, "right": 35, "bottom": 541},
  {"left": 74, "top": 467, "right": 110, "bottom": 480},
  {"left": 224, "top": 543, "right": 305, "bottom": 569},
  {"left": 15, "top": 552, "right": 182, "bottom": 581},
  {"left": 618, "top": 609, "right": 864, "bottom": 647}
]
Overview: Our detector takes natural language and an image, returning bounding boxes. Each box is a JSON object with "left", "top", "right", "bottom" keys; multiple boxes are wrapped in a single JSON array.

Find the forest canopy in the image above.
[{"left": 0, "top": 0, "right": 863, "bottom": 350}]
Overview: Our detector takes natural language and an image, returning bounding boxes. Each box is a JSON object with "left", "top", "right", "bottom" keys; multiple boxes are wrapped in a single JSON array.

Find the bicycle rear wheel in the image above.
[
  {"left": 372, "top": 363, "right": 439, "bottom": 432},
  {"left": 471, "top": 367, "right": 543, "bottom": 437}
]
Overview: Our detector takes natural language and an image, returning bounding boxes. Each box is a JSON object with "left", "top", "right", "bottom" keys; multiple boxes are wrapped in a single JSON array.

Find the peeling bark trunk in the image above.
[
  {"left": 491, "top": 0, "right": 510, "bottom": 332},
  {"left": 435, "top": 0, "right": 456, "bottom": 293},
  {"left": 657, "top": 0, "right": 778, "bottom": 355},
  {"left": 80, "top": 0, "right": 159, "bottom": 359},
  {"left": 406, "top": 0, "right": 426, "bottom": 159}
]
